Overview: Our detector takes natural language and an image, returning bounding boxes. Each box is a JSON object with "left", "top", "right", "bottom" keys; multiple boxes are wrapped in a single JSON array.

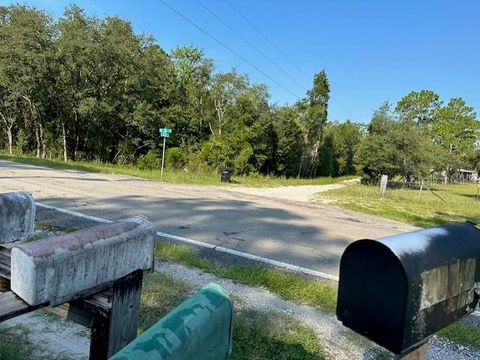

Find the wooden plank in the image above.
[
  {"left": 0, "top": 291, "right": 44, "bottom": 322},
  {"left": 89, "top": 270, "right": 143, "bottom": 360},
  {"left": 0, "top": 247, "right": 11, "bottom": 280},
  {"left": 107, "top": 270, "right": 143, "bottom": 356},
  {"left": 0, "top": 276, "right": 10, "bottom": 292}
]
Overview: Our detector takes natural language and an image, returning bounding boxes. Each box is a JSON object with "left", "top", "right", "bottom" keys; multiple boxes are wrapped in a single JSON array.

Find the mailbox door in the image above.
[{"left": 337, "top": 240, "right": 408, "bottom": 354}]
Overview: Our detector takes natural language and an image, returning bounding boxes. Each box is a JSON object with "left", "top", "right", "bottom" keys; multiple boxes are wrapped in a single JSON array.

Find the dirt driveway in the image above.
[{"left": 221, "top": 183, "right": 346, "bottom": 203}]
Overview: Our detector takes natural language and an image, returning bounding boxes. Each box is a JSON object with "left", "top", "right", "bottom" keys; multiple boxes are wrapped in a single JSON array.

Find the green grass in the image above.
[
  {"left": 156, "top": 242, "right": 338, "bottom": 313},
  {"left": 139, "top": 272, "right": 193, "bottom": 332},
  {"left": 439, "top": 322, "right": 480, "bottom": 349},
  {"left": 35, "top": 220, "right": 78, "bottom": 234},
  {"left": 0, "top": 152, "right": 356, "bottom": 187},
  {"left": 317, "top": 183, "right": 480, "bottom": 227},
  {"left": 25, "top": 220, "right": 78, "bottom": 242},
  {"left": 139, "top": 273, "right": 326, "bottom": 360},
  {"left": 232, "top": 310, "right": 326, "bottom": 360}
]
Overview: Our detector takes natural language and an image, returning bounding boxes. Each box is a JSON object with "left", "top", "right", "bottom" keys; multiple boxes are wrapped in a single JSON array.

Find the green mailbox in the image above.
[{"left": 110, "top": 283, "right": 233, "bottom": 360}]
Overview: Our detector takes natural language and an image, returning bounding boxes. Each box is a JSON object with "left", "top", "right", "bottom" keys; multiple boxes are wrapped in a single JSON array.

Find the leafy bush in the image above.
[
  {"left": 137, "top": 150, "right": 159, "bottom": 170},
  {"left": 165, "top": 147, "right": 186, "bottom": 169}
]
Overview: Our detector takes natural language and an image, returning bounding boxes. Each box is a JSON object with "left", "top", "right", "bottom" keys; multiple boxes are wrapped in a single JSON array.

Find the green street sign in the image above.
[{"left": 159, "top": 127, "right": 173, "bottom": 137}]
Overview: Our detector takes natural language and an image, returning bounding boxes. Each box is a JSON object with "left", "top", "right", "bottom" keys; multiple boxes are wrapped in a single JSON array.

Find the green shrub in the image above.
[
  {"left": 137, "top": 150, "right": 159, "bottom": 170},
  {"left": 165, "top": 147, "right": 185, "bottom": 169}
]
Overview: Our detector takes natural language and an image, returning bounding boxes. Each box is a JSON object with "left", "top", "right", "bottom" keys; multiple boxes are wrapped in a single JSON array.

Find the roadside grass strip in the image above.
[
  {"left": 0, "top": 153, "right": 356, "bottom": 187},
  {"left": 439, "top": 323, "right": 480, "bottom": 350},
  {"left": 317, "top": 184, "right": 480, "bottom": 227},
  {"left": 156, "top": 242, "right": 338, "bottom": 313}
]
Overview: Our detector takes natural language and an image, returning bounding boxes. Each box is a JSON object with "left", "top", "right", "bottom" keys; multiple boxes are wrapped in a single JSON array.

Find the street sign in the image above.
[
  {"left": 159, "top": 127, "right": 173, "bottom": 137},
  {"left": 159, "top": 127, "right": 173, "bottom": 179}
]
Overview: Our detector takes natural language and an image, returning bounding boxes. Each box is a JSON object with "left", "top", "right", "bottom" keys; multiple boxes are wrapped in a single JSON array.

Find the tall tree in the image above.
[
  {"left": 431, "top": 98, "right": 479, "bottom": 179},
  {"left": 54, "top": 5, "right": 98, "bottom": 161},
  {"left": 273, "top": 107, "right": 304, "bottom": 177},
  {"left": 0, "top": 5, "right": 54, "bottom": 157},
  {"left": 329, "top": 120, "right": 362, "bottom": 175},
  {"left": 171, "top": 45, "right": 213, "bottom": 140},
  {"left": 299, "top": 70, "right": 330, "bottom": 177},
  {"left": 356, "top": 104, "right": 398, "bottom": 182},
  {"left": 209, "top": 70, "right": 248, "bottom": 136},
  {"left": 395, "top": 90, "right": 441, "bottom": 126},
  {"left": 392, "top": 119, "right": 435, "bottom": 182}
]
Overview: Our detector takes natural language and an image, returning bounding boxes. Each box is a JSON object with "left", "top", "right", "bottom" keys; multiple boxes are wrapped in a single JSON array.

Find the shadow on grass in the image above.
[
  {"left": 231, "top": 310, "right": 327, "bottom": 360},
  {"left": 434, "top": 212, "right": 480, "bottom": 225},
  {"left": 459, "top": 193, "right": 480, "bottom": 200}
]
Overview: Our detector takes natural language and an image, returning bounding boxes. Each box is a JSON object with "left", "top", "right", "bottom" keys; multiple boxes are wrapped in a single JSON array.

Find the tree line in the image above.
[{"left": 1, "top": 5, "right": 478, "bottom": 182}]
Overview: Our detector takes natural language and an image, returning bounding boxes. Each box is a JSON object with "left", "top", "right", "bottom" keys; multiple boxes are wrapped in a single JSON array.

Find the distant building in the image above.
[{"left": 458, "top": 169, "right": 478, "bottom": 182}]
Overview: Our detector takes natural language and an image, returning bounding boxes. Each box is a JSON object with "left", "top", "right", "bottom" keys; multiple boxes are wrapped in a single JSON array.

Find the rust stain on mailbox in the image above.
[{"left": 420, "top": 258, "right": 476, "bottom": 311}]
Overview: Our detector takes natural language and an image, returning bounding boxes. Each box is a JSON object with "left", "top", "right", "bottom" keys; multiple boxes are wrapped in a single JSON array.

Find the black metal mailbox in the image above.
[{"left": 337, "top": 222, "right": 480, "bottom": 355}]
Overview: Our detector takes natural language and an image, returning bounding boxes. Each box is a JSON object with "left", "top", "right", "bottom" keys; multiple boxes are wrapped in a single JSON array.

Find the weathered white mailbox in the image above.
[
  {"left": 0, "top": 191, "right": 35, "bottom": 243},
  {"left": 10, "top": 217, "right": 155, "bottom": 306}
]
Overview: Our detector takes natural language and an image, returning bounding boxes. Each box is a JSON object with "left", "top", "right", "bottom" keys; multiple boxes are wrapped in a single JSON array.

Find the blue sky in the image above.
[{"left": 4, "top": 0, "right": 479, "bottom": 122}]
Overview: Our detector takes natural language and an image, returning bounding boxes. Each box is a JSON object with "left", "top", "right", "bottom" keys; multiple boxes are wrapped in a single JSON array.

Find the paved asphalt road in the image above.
[{"left": 0, "top": 160, "right": 416, "bottom": 276}]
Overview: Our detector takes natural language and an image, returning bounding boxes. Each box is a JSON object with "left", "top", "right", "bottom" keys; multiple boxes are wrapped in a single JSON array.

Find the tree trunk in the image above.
[
  {"left": 74, "top": 134, "right": 80, "bottom": 160},
  {"left": 62, "top": 121, "right": 68, "bottom": 162},
  {"left": 297, "top": 154, "right": 304, "bottom": 178},
  {"left": 7, "top": 126, "right": 12, "bottom": 155},
  {"left": 35, "top": 125, "right": 41, "bottom": 158},
  {"left": 0, "top": 113, "right": 13, "bottom": 155},
  {"left": 39, "top": 123, "right": 46, "bottom": 158}
]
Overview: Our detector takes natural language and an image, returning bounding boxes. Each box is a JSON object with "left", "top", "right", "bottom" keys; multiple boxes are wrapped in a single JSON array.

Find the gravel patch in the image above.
[
  {"left": 428, "top": 336, "right": 480, "bottom": 360},
  {"left": 2, "top": 310, "right": 89, "bottom": 359}
]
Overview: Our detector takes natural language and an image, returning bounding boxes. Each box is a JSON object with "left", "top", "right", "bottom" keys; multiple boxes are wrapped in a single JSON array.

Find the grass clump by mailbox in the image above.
[
  {"left": 0, "top": 153, "right": 355, "bottom": 187},
  {"left": 156, "top": 243, "right": 338, "bottom": 313},
  {"left": 139, "top": 272, "right": 193, "bottom": 332},
  {"left": 317, "top": 184, "right": 479, "bottom": 227},
  {"left": 439, "top": 322, "right": 480, "bottom": 350},
  {"left": 231, "top": 309, "right": 326, "bottom": 360}
]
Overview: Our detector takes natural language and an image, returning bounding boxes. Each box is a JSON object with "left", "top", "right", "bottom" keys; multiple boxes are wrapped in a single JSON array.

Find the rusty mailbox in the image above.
[{"left": 337, "top": 222, "right": 480, "bottom": 355}]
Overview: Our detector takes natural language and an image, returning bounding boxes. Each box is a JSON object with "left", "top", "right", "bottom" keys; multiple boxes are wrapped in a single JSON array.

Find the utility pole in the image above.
[{"left": 159, "top": 127, "right": 173, "bottom": 179}]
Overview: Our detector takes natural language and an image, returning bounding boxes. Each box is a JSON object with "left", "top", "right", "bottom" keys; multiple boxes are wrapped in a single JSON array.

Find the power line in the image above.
[
  {"left": 194, "top": 0, "right": 307, "bottom": 92},
  {"left": 157, "top": 0, "right": 301, "bottom": 99},
  {"left": 224, "top": 0, "right": 361, "bottom": 120},
  {"left": 224, "top": 0, "right": 311, "bottom": 81}
]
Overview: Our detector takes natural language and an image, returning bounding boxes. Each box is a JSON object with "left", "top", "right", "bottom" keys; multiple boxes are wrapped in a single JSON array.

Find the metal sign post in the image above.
[{"left": 159, "top": 127, "right": 173, "bottom": 179}]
